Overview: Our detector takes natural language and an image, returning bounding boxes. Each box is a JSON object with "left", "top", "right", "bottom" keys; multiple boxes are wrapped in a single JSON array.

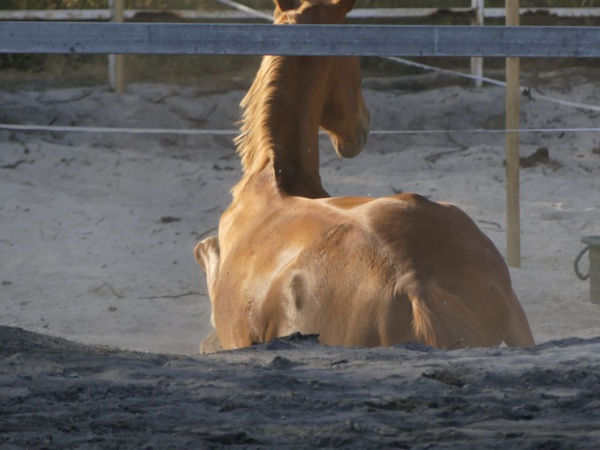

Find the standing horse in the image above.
[{"left": 195, "top": 0, "right": 534, "bottom": 352}]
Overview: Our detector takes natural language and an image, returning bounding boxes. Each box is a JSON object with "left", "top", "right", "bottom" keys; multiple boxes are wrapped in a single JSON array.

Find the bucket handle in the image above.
[{"left": 574, "top": 245, "right": 590, "bottom": 281}]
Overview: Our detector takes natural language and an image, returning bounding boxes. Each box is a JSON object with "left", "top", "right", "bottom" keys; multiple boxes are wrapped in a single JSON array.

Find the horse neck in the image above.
[{"left": 231, "top": 55, "right": 330, "bottom": 202}]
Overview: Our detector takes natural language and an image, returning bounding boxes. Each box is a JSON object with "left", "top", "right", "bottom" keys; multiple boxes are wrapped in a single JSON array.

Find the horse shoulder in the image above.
[{"left": 247, "top": 215, "right": 401, "bottom": 346}]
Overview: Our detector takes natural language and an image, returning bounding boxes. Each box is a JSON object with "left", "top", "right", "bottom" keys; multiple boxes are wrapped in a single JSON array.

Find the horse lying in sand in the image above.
[{"left": 194, "top": 0, "right": 534, "bottom": 352}]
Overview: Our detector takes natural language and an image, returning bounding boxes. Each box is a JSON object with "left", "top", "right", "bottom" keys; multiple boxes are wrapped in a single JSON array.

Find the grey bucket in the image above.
[{"left": 575, "top": 236, "right": 600, "bottom": 305}]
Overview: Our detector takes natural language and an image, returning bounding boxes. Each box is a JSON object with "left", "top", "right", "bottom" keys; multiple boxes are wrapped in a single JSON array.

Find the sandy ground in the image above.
[
  {"left": 1, "top": 65, "right": 600, "bottom": 447},
  {"left": 2, "top": 326, "right": 600, "bottom": 449}
]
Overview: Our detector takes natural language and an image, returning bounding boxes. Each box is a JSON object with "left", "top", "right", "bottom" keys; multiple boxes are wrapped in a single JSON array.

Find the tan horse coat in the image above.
[{"left": 195, "top": 0, "right": 535, "bottom": 352}]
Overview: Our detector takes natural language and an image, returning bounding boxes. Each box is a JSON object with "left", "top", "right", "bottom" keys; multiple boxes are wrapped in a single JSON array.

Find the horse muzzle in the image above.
[{"left": 331, "top": 118, "right": 370, "bottom": 159}]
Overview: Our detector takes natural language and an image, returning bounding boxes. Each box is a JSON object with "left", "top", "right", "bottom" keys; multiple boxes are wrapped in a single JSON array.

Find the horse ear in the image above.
[
  {"left": 274, "top": 0, "right": 300, "bottom": 13},
  {"left": 194, "top": 236, "right": 220, "bottom": 275},
  {"left": 334, "top": 0, "right": 356, "bottom": 14}
]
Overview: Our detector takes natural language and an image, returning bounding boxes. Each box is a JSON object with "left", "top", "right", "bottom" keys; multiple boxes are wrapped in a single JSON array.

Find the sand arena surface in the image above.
[
  {"left": 1, "top": 67, "right": 600, "bottom": 447},
  {"left": 1, "top": 326, "right": 600, "bottom": 449}
]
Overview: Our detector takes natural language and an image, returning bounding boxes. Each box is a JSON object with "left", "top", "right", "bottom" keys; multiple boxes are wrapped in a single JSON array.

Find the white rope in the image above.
[
  {"left": 1, "top": 123, "right": 598, "bottom": 135},
  {"left": 0, "top": 123, "right": 239, "bottom": 135},
  {"left": 522, "top": 90, "right": 600, "bottom": 113},
  {"left": 384, "top": 57, "right": 600, "bottom": 114},
  {"left": 371, "top": 127, "right": 600, "bottom": 135},
  {"left": 212, "top": 0, "right": 273, "bottom": 21},
  {"left": 384, "top": 56, "right": 506, "bottom": 88}
]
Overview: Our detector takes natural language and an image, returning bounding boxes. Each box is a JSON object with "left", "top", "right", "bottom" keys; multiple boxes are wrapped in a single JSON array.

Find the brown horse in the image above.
[{"left": 194, "top": 0, "right": 534, "bottom": 352}]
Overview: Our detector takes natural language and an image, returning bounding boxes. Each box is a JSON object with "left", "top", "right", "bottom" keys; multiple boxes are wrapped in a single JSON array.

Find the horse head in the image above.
[{"left": 274, "top": 0, "right": 370, "bottom": 158}]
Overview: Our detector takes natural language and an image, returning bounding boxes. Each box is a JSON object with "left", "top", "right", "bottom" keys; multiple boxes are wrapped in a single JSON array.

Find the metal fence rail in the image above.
[
  {"left": 1, "top": 7, "right": 600, "bottom": 21},
  {"left": 2, "top": 22, "right": 600, "bottom": 57}
]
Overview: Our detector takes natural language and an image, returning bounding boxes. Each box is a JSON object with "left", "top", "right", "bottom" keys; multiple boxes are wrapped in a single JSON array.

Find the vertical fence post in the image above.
[
  {"left": 108, "top": 0, "right": 125, "bottom": 93},
  {"left": 506, "top": 0, "right": 521, "bottom": 268},
  {"left": 470, "top": 0, "right": 484, "bottom": 87}
]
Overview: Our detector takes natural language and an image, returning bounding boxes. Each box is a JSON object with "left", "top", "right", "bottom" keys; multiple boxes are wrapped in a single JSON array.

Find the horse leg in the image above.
[
  {"left": 199, "top": 330, "right": 223, "bottom": 354},
  {"left": 194, "top": 236, "right": 222, "bottom": 351},
  {"left": 504, "top": 292, "right": 535, "bottom": 347}
]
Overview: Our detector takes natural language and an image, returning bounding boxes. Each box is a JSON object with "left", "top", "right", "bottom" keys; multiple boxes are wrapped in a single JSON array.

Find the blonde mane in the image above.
[{"left": 231, "top": 55, "right": 288, "bottom": 199}]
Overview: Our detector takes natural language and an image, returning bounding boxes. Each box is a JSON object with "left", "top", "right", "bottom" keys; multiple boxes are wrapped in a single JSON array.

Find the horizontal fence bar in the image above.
[
  {"left": 2, "top": 123, "right": 599, "bottom": 136},
  {"left": 484, "top": 7, "right": 600, "bottom": 19},
  {"left": 1, "top": 22, "right": 600, "bottom": 57},
  {"left": 1, "top": 8, "right": 600, "bottom": 22}
]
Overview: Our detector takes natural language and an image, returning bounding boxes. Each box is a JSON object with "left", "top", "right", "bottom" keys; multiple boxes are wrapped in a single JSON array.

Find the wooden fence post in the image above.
[
  {"left": 506, "top": 0, "right": 521, "bottom": 268},
  {"left": 470, "top": 0, "right": 484, "bottom": 87},
  {"left": 108, "top": 0, "right": 125, "bottom": 93}
]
